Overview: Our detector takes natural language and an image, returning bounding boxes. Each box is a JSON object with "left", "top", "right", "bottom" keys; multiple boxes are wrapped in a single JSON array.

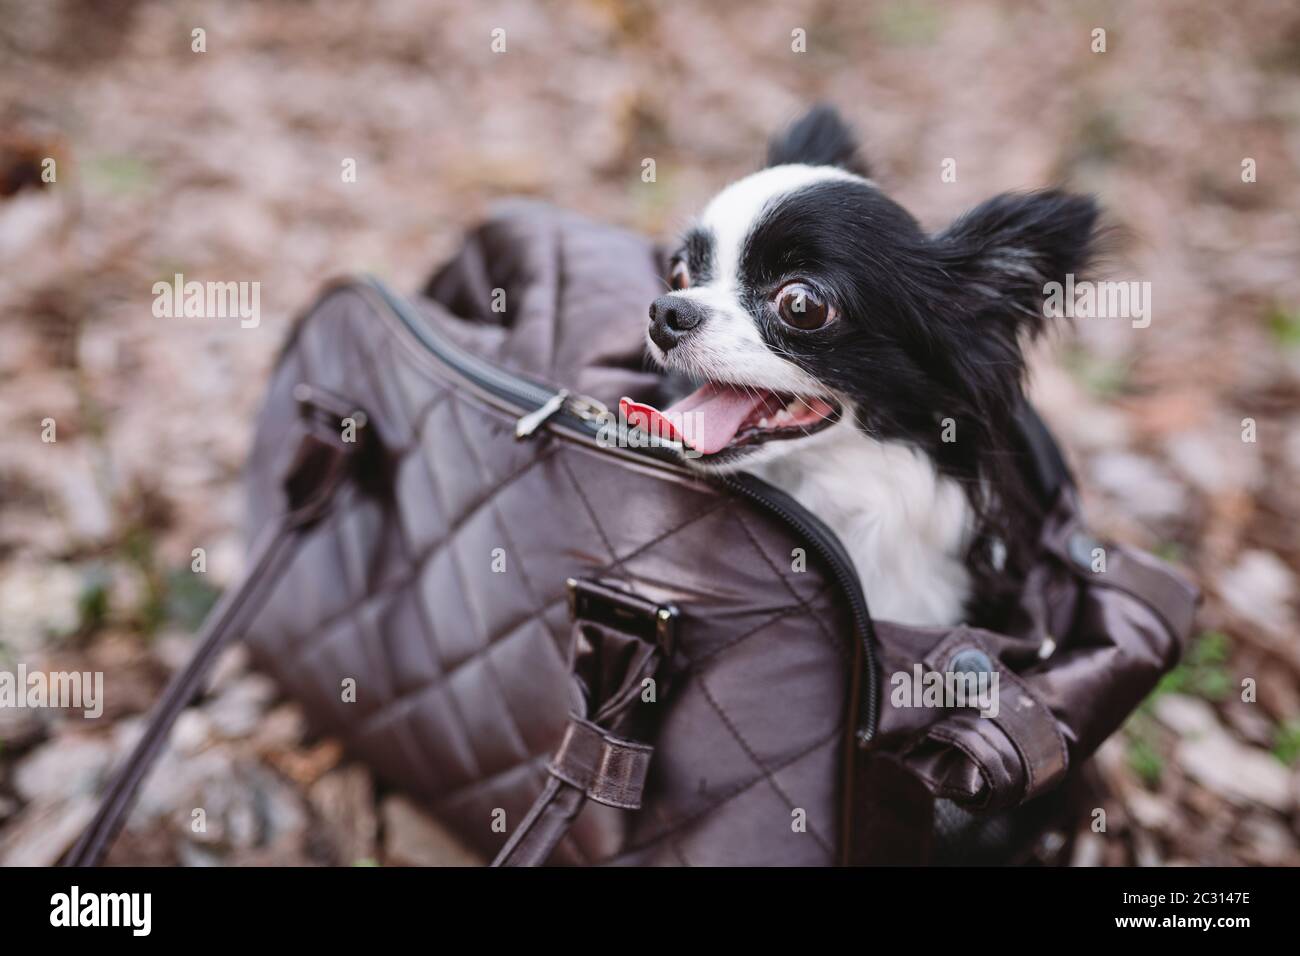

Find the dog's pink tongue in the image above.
[{"left": 620, "top": 383, "right": 768, "bottom": 455}]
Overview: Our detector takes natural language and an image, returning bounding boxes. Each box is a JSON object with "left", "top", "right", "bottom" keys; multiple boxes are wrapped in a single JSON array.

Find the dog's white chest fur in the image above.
[{"left": 749, "top": 419, "right": 974, "bottom": 627}]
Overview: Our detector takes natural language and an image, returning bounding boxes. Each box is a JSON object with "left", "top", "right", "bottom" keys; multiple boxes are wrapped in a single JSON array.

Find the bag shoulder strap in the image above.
[
  {"left": 492, "top": 579, "right": 675, "bottom": 867},
  {"left": 1013, "top": 400, "right": 1074, "bottom": 503},
  {"left": 65, "top": 385, "right": 366, "bottom": 867}
]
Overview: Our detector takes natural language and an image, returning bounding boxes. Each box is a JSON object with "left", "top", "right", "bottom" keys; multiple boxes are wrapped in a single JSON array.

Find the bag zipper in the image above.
[
  {"left": 360, "top": 275, "right": 880, "bottom": 744},
  {"left": 513, "top": 389, "right": 569, "bottom": 439}
]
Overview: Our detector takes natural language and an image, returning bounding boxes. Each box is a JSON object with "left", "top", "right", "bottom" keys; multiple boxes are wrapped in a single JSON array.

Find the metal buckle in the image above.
[{"left": 566, "top": 577, "right": 677, "bottom": 657}]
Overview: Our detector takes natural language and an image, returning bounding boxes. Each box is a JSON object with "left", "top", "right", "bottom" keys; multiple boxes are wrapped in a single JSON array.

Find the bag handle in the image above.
[
  {"left": 492, "top": 579, "right": 675, "bottom": 867},
  {"left": 64, "top": 386, "right": 368, "bottom": 867}
]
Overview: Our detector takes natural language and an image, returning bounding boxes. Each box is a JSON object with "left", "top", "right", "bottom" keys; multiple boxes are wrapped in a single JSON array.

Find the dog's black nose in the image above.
[{"left": 648, "top": 295, "right": 705, "bottom": 352}]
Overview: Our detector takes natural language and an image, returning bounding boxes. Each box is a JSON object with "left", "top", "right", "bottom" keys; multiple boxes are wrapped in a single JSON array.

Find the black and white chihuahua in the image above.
[{"left": 621, "top": 106, "right": 1100, "bottom": 627}]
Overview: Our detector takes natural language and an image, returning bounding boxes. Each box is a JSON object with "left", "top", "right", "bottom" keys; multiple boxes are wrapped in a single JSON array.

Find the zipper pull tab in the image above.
[{"left": 514, "top": 389, "right": 569, "bottom": 440}]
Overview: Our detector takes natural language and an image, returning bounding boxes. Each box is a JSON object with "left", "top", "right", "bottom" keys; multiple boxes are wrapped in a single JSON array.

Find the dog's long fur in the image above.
[{"left": 649, "top": 106, "right": 1101, "bottom": 626}]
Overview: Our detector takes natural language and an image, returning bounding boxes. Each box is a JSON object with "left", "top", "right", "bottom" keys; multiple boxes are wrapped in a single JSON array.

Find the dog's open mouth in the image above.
[{"left": 619, "top": 382, "right": 839, "bottom": 458}]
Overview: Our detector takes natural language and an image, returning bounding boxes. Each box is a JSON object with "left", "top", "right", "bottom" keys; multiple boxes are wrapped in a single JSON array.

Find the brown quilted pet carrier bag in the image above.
[{"left": 69, "top": 202, "right": 1198, "bottom": 867}]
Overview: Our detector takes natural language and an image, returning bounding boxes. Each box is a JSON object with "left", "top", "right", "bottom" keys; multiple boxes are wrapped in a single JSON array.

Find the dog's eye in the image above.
[
  {"left": 669, "top": 260, "right": 691, "bottom": 291},
  {"left": 775, "top": 283, "right": 833, "bottom": 330}
]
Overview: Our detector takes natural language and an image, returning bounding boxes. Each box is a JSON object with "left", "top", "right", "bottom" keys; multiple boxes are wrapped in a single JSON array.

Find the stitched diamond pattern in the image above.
[{"left": 243, "top": 207, "right": 855, "bottom": 866}]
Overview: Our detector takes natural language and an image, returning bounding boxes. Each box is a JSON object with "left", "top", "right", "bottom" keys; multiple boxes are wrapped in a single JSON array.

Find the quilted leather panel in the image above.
[{"left": 243, "top": 206, "right": 855, "bottom": 865}]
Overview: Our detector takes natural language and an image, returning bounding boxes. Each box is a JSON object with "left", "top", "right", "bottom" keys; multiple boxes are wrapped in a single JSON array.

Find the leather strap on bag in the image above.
[
  {"left": 492, "top": 579, "right": 675, "bottom": 867},
  {"left": 1048, "top": 515, "right": 1198, "bottom": 643},
  {"left": 64, "top": 385, "right": 368, "bottom": 867}
]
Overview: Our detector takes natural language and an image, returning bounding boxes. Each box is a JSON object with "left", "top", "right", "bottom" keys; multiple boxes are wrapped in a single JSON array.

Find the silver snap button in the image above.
[
  {"left": 948, "top": 648, "right": 994, "bottom": 675},
  {"left": 1068, "top": 531, "right": 1102, "bottom": 570}
]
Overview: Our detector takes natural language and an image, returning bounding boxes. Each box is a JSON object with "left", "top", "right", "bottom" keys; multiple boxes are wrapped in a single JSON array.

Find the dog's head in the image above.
[{"left": 626, "top": 105, "right": 1100, "bottom": 486}]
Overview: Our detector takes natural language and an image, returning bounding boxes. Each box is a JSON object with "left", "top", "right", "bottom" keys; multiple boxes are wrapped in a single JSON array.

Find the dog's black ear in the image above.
[
  {"left": 766, "top": 104, "right": 870, "bottom": 177},
  {"left": 935, "top": 189, "right": 1101, "bottom": 339}
]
